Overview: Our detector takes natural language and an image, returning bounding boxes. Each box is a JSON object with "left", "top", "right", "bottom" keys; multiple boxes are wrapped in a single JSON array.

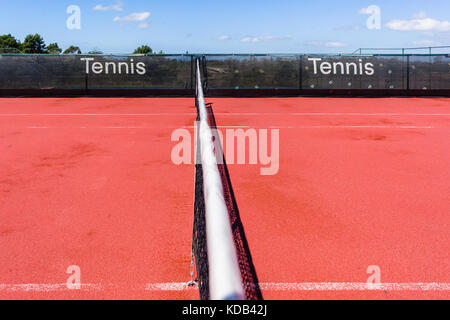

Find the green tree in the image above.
[
  {"left": 0, "top": 34, "right": 22, "bottom": 53},
  {"left": 87, "top": 49, "right": 103, "bottom": 54},
  {"left": 22, "top": 34, "right": 46, "bottom": 53},
  {"left": 46, "top": 43, "right": 62, "bottom": 54},
  {"left": 133, "top": 45, "right": 153, "bottom": 55},
  {"left": 63, "top": 45, "right": 82, "bottom": 54}
]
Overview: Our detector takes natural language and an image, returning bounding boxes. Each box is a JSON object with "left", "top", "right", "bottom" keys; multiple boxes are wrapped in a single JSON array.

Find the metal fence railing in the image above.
[{"left": 351, "top": 46, "right": 450, "bottom": 55}]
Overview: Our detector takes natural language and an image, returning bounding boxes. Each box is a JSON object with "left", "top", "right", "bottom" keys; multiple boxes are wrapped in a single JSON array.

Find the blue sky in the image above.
[{"left": 0, "top": 0, "right": 449, "bottom": 53}]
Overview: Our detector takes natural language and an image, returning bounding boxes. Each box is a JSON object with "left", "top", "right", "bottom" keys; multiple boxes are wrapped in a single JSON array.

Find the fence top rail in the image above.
[
  {"left": 0, "top": 53, "right": 193, "bottom": 57},
  {"left": 352, "top": 46, "right": 450, "bottom": 54},
  {"left": 1, "top": 53, "right": 449, "bottom": 58}
]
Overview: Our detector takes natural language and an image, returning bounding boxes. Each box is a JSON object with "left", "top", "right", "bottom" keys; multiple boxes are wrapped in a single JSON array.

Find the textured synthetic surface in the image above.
[{"left": 208, "top": 97, "right": 450, "bottom": 300}]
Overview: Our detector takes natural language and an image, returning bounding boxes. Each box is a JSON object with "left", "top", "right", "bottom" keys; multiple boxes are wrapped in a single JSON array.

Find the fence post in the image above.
[
  {"left": 190, "top": 55, "right": 194, "bottom": 91},
  {"left": 406, "top": 55, "right": 410, "bottom": 91},
  {"left": 299, "top": 56, "right": 303, "bottom": 94},
  {"left": 201, "top": 55, "right": 208, "bottom": 93},
  {"left": 429, "top": 53, "right": 432, "bottom": 90}
]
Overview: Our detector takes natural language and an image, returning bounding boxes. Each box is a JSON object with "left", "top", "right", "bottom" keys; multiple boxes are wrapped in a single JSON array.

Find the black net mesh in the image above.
[
  {"left": 204, "top": 55, "right": 300, "bottom": 89},
  {"left": 409, "top": 55, "right": 450, "bottom": 90},
  {"left": 203, "top": 54, "right": 449, "bottom": 91},
  {"left": 0, "top": 54, "right": 193, "bottom": 90},
  {"left": 431, "top": 55, "right": 450, "bottom": 90},
  {"left": 410, "top": 55, "right": 433, "bottom": 90},
  {"left": 1, "top": 53, "right": 448, "bottom": 93},
  {"left": 301, "top": 55, "right": 407, "bottom": 90},
  {"left": 0, "top": 55, "right": 85, "bottom": 89},
  {"left": 86, "top": 55, "right": 192, "bottom": 89},
  {"left": 207, "top": 105, "right": 263, "bottom": 301},
  {"left": 192, "top": 94, "right": 210, "bottom": 300}
]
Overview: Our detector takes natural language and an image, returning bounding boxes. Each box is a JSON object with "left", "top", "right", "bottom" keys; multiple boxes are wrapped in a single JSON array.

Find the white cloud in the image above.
[
  {"left": 216, "top": 35, "right": 231, "bottom": 41},
  {"left": 93, "top": 2, "right": 123, "bottom": 12},
  {"left": 307, "top": 41, "right": 347, "bottom": 48},
  {"left": 386, "top": 13, "right": 450, "bottom": 32},
  {"left": 113, "top": 12, "right": 150, "bottom": 22},
  {"left": 240, "top": 37, "right": 255, "bottom": 43},
  {"left": 240, "top": 35, "right": 292, "bottom": 43},
  {"left": 113, "top": 12, "right": 151, "bottom": 26}
]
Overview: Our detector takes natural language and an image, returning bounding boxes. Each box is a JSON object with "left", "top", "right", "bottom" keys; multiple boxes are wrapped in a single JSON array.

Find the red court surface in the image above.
[
  {"left": 0, "top": 98, "right": 199, "bottom": 299},
  {"left": 1, "top": 97, "right": 449, "bottom": 300}
]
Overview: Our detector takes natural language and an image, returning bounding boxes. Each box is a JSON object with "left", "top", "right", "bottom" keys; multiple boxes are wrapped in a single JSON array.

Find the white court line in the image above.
[
  {"left": 147, "top": 282, "right": 450, "bottom": 291},
  {"left": 217, "top": 113, "right": 450, "bottom": 117},
  {"left": 145, "top": 282, "right": 450, "bottom": 292},
  {"left": 2, "top": 282, "right": 448, "bottom": 292},
  {"left": 290, "top": 113, "right": 450, "bottom": 117},
  {"left": 258, "top": 282, "right": 450, "bottom": 291},
  {"left": 268, "top": 125, "right": 437, "bottom": 129},
  {"left": 183, "top": 126, "right": 251, "bottom": 129},
  {"left": 23, "top": 125, "right": 438, "bottom": 129},
  {"left": 0, "top": 113, "right": 198, "bottom": 116},
  {"left": 0, "top": 284, "right": 102, "bottom": 292},
  {"left": 1, "top": 113, "right": 450, "bottom": 117},
  {"left": 25, "top": 126, "right": 251, "bottom": 129},
  {"left": 187, "top": 125, "right": 437, "bottom": 129},
  {"left": 26, "top": 126, "right": 150, "bottom": 129}
]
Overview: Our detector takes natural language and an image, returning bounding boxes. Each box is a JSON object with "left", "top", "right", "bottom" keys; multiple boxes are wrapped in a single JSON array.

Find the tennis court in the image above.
[
  {"left": 207, "top": 96, "right": 450, "bottom": 299},
  {"left": 0, "top": 55, "right": 450, "bottom": 300},
  {"left": 1, "top": 93, "right": 449, "bottom": 300},
  {"left": 0, "top": 97, "right": 199, "bottom": 299}
]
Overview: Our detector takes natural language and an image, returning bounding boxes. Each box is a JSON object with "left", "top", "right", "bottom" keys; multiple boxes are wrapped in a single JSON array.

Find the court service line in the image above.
[
  {"left": 1, "top": 113, "right": 450, "bottom": 117},
  {"left": 218, "top": 113, "right": 450, "bottom": 117},
  {"left": 0, "top": 284, "right": 103, "bottom": 292},
  {"left": 186, "top": 125, "right": 438, "bottom": 129},
  {"left": 145, "top": 282, "right": 450, "bottom": 292},
  {"left": 231, "top": 113, "right": 450, "bottom": 117},
  {"left": 23, "top": 125, "right": 438, "bottom": 129},
  {"left": 1, "top": 282, "right": 449, "bottom": 292},
  {"left": 0, "top": 113, "right": 198, "bottom": 117},
  {"left": 269, "top": 125, "right": 437, "bottom": 129}
]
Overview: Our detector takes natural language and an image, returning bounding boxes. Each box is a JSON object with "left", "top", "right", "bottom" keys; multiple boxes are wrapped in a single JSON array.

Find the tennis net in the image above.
[
  {"left": 191, "top": 59, "right": 262, "bottom": 300},
  {"left": 191, "top": 60, "right": 262, "bottom": 300}
]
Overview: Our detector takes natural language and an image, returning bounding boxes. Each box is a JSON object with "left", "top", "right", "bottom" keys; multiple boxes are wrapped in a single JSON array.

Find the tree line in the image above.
[{"left": 0, "top": 34, "right": 161, "bottom": 55}]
